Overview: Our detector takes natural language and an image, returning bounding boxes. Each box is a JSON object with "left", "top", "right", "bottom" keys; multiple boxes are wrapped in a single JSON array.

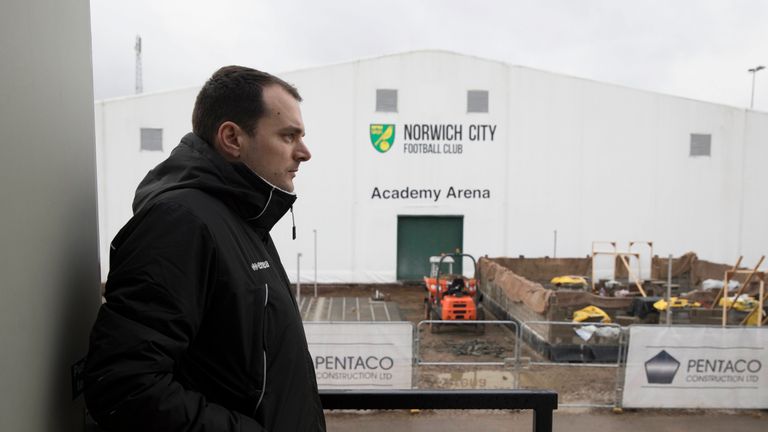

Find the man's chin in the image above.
[{"left": 259, "top": 173, "right": 294, "bottom": 193}]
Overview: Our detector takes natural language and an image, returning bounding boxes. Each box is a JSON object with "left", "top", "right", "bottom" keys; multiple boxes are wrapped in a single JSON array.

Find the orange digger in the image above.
[{"left": 423, "top": 254, "right": 484, "bottom": 333}]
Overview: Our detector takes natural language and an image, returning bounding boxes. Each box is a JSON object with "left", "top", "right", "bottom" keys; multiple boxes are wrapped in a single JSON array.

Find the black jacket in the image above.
[{"left": 85, "top": 133, "right": 325, "bottom": 431}]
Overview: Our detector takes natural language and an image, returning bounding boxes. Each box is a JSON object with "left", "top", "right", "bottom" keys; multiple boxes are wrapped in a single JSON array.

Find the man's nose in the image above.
[{"left": 296, "top": 140, "right": 311, "bottom": 162}]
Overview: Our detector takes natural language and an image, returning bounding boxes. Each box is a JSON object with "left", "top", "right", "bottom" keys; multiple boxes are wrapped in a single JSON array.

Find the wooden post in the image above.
[
  {"left": 619, "top": 253, "right": 646, "bottom": 297},
  {"left": 762, "top": 295, "right": 768, "bottom": 325},
  {"left": 711, "top": 256, "right": 743, "bottom": 309},
  {"left": 722, "top": 271, "right": 730, "bottom": 327},
  {"left": 761, "top": 278, "right": 768, "bottom": 325},
  {"left": 591, "top": 241, "right": 616, "bottom": 293},
  {"left": 628, "top": 241, "right": 653, "bottom": 281},
  {"left": 739, "top": 273, "right": 765, "bottom": 326},
  {"left": 725, "top": 256, "right": 765, "bottom": 312},
  {"left": 759, "top": 279, "right": 764, "bottom": 327},
  {"left": 591, "top": 251, "right": 596, "bottom": 293},
  {"left": 666, "top": 254, "right": 673, "bottom": 325}
]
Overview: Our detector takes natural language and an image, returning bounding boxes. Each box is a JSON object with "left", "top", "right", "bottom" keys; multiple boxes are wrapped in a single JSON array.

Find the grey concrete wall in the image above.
[{"left": 0, "top": 0, "right": 100, "bottom": 430}]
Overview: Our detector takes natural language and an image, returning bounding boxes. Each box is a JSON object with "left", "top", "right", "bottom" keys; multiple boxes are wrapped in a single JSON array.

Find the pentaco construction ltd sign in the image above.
[
  {"left": 623, "top": 326, "right": 768, "bottom": 409},
  {"left": 304, "top": 322, "right": 413, "bottom": 390}
]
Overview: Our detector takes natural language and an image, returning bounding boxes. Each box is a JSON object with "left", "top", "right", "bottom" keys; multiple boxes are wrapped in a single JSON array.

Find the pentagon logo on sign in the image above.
[
  {"left": 370, "top": 124, "right": 395, "bottom": 153},
  {"left": 644, "top": 350, "right": 680, "bottom": 384}
]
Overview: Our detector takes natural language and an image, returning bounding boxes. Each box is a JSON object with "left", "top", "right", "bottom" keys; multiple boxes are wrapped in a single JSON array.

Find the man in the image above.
[{"left": 84, "top": 66, "right": 325, "bottom": 431}]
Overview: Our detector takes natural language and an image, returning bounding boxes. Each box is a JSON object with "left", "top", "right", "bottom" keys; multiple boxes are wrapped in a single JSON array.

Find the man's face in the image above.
[{"left": 239, "top": 85, "right": 310, "bottom": 192}]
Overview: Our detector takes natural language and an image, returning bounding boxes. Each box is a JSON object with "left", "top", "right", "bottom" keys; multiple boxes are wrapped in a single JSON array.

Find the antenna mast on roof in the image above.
[{"left": 135, "top": 35, "right": 143, "bottom": 94}]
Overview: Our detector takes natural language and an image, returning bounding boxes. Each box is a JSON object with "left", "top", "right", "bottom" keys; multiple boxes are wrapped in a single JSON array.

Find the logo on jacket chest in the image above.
[{"left": 251, "top": 261, "right": 270, "bottom": 271}]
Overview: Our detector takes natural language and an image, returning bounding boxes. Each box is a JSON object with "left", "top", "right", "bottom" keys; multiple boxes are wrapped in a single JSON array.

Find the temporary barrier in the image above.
[
  {"left": 522, "top": 321, "right": 626, "bottom": 408},
  {"left": 304, "top": 321, "right": 413, "bottom": 389},
  {"left": 307, "top": 319, "right": 768, "bottom": 409},
  {"left": 415, "top": 320, "right": 521, "bottom": 390},
  {"left": 623, "top": 325, "right": 768, "bottom": 408},
  {"left": 415, "top": 318, "right": 622, "bottom": 406},
  {"left": 523, "top": 320, "right": 624, "bottom": 364}
]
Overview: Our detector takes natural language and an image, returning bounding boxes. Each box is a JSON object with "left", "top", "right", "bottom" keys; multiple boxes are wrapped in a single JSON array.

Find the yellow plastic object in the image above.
[
  {"left": 744, "top": 307, "right": 765, "bottom": 326},
  {"left": 551, "top": 275, "right": 588, "bottom": 287},
  {"left": 572, "top": 305, "right": 612, "bottom": 323},
  {"left": 653, "top": 297, "right": 701, "bottom": 311},
  {"left": 718, "top": 296, "right": 758, "bottom": 312}
]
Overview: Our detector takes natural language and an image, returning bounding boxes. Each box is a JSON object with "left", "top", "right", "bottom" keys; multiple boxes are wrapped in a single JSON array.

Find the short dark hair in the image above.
[{"left": 192, "top": 65, "right": 302, "bottom": 145}]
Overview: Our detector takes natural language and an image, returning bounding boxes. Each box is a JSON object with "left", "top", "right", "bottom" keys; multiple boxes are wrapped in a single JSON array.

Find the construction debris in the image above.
[{"left": 446, "top": 339, "right": 506, "bottom": 358}]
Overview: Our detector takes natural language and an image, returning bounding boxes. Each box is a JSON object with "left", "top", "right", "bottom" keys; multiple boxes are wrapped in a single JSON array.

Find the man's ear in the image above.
[{"left": 214, "top": 121, "right": 242, "bottom": 161}]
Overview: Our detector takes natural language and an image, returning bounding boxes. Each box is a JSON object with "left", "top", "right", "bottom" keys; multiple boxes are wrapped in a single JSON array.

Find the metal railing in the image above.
[
  {"left": 415, "top": 317, "right": 622, "bottom": 408},
  {"left": 522, "top": 320, "right": 626, "bottom": 408},
  {"left": 320, "top": 389, "right": 558, "bottom": 432},
  {"left": 86, "top": 389, "right": 558, "bottom": 432}
]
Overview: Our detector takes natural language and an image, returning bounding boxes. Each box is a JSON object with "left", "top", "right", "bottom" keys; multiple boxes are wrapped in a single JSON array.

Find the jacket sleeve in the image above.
[{"left": 84, "top": 201, "right": 266, "bottom": 432}]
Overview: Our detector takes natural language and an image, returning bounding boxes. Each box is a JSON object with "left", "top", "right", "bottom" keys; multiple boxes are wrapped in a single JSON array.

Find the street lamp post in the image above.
[{"left": 748, "top": 65, "right": 765, "bottom": 109}]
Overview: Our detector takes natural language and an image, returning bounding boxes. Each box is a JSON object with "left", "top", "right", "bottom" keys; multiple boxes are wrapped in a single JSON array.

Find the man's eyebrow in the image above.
[{"left": 279, "top": 125, "right": 305, "bottom": 135}]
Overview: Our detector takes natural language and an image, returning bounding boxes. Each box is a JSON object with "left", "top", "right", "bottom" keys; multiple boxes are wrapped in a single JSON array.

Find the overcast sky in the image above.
[{"left": 90, "top": 0, "right": 768, "bottom": 111}]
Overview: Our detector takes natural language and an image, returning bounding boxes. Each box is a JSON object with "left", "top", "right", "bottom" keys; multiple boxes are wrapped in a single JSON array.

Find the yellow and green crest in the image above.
[{"left": 370, "top": 124, "right": 395, "bottom": 153}]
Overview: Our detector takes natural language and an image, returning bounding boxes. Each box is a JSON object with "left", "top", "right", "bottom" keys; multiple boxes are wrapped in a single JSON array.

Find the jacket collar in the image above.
[{"left": 133, "top": 133, "right": 296, "bottom": 233}]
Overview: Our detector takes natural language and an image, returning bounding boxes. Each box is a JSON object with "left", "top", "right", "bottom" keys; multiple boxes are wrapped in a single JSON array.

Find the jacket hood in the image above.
[{"left": 133, "top": 132, "right": 296, "bottom": 233}]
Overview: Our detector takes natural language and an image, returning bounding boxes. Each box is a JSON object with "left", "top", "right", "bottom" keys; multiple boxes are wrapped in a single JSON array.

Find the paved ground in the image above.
[{"left": 325, "top": 408, "right": 767, "bottom": 431}]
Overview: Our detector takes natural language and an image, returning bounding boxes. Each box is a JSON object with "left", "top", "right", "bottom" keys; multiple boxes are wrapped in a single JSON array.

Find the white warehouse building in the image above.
[{"left": 95, "top": 50, "right": 768, "bottom": 283}]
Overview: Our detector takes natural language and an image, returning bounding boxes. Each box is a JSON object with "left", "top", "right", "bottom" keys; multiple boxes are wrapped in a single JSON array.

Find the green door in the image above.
[{"left": 396, "top": 215, "right": 463, "bottom": 281}]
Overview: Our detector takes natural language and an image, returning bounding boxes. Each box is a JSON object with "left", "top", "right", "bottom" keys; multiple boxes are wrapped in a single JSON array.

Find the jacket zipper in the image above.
[{"left": 253, "top": 283, "right": 269, "bottom": 416}]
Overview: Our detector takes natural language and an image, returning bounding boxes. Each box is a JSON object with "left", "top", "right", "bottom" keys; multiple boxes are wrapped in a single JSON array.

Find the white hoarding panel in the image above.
[
  {"left": 623, "top": 326, "right": 768, "bottom": 409},
  {"left": 304, "top": 322, "right": 413, "bottom": 389}
]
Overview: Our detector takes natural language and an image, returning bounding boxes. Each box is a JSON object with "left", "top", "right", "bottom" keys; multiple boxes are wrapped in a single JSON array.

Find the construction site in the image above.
[{"left": 296, "top": 245, "right": 767, "bottom": 409}]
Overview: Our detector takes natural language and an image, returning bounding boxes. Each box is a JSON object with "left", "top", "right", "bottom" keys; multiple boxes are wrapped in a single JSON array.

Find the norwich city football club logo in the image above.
[{"left": 370, "top": 124, "right": 395, "bottom": 153}]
